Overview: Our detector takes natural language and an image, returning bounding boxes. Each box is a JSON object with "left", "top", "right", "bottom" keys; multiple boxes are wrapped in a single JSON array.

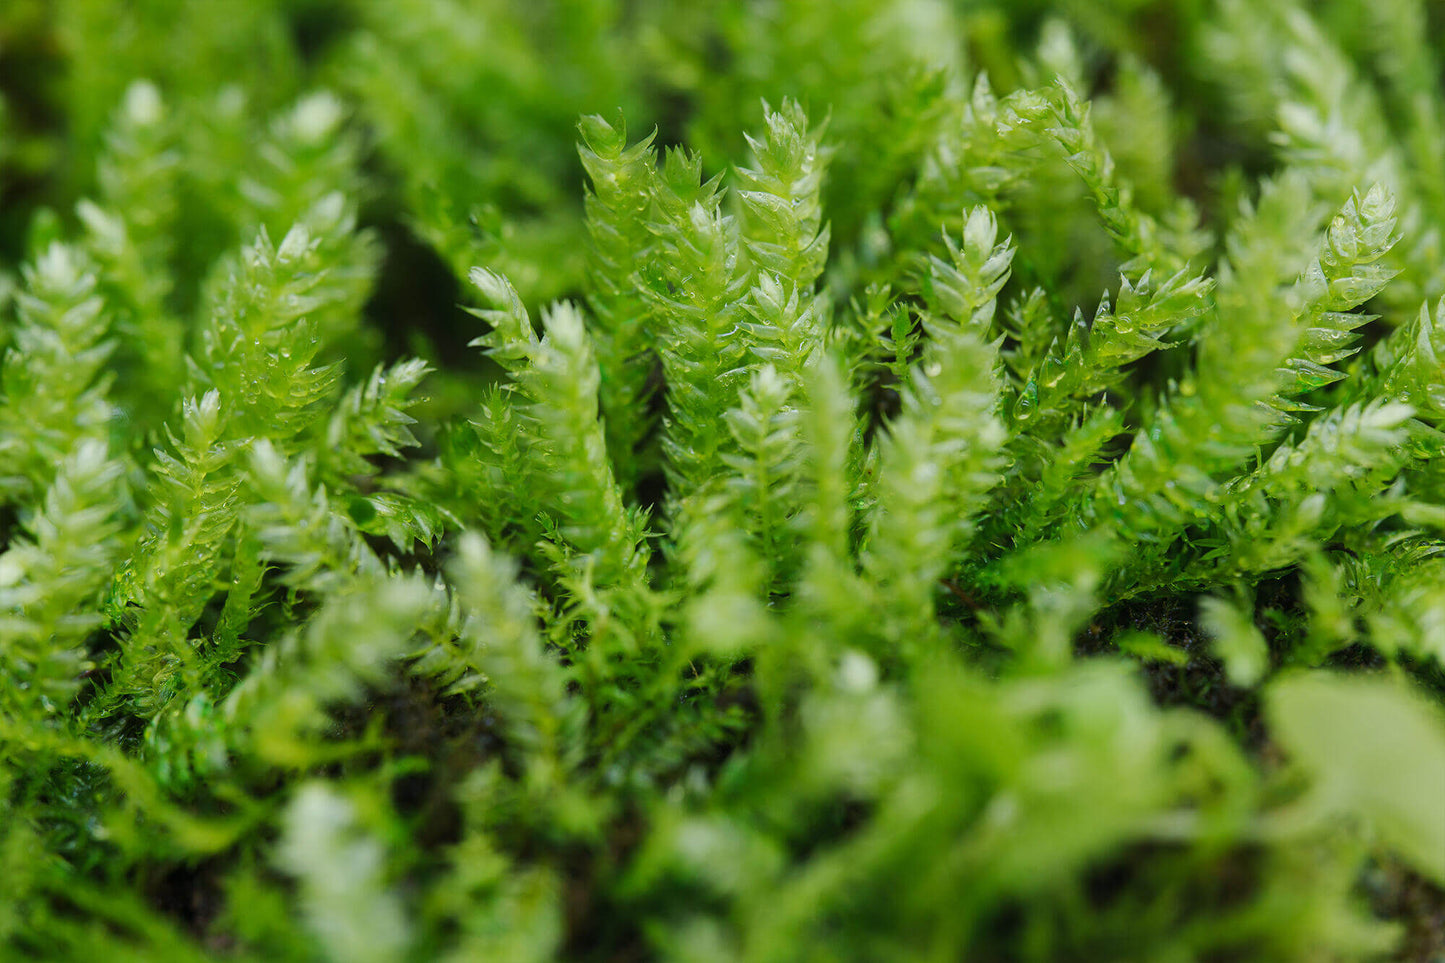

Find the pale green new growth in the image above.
[
  {"left": 864, "top": 207, "right": 1008, "bottom": 643},
  {"left": 467, "top": 269, "right": 648, "bottom": 585},
  {"left": 0, "top": 441, "right": 126, "bottom": 719},
  {"left": 0, "top": 243, "right": 115, "bottom": 499}
]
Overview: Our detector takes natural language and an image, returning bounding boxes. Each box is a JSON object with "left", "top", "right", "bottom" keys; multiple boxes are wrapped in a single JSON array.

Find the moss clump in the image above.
[{"left": 2, "top": 1, "right": 1444, "bottom": 960}]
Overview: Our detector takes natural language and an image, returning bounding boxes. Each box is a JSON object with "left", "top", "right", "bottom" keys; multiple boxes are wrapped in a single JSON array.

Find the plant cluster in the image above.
[{"left": 1, "top": 0, "right": 1444, "bottom": 960}]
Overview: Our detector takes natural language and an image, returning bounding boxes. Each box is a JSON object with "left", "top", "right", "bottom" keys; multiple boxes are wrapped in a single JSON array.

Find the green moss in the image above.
[{"left": 2, "top": 1, "right": 1445, "bottom": 960}]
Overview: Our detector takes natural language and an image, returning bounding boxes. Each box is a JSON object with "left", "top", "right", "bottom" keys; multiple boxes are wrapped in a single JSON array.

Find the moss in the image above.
[{"left": 3, "top": 1, "right": 1445, "bottom": 960}]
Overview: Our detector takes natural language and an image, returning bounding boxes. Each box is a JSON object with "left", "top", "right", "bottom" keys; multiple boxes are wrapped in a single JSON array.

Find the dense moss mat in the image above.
[{"left": 2, "top": 1, "right": 1445, "bottom": 960}]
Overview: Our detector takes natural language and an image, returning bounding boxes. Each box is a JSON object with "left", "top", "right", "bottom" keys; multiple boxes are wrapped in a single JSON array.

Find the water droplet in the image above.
[
  {"left": 1014, "top": 382, "right": 1038, "bottom": 423},
  {"left": 1039, "top": 356, "right": 1066, "bottom": 390}
]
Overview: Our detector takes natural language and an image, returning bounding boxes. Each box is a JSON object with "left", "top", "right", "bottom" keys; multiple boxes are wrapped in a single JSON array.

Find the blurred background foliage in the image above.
[
  {"left": 1, "top": 0, "right": 1433, "bottom": 338},
  {"left": 4, "top": 0, "right": 1442, "bottom": 439}
]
